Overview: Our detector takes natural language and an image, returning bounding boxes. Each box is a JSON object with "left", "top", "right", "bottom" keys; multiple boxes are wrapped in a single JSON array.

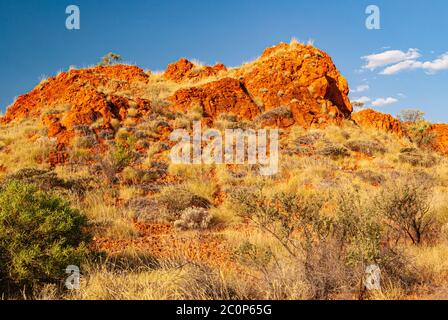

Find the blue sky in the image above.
[{"left": 1, "top": 0, "right": 447, "bottom": 122}]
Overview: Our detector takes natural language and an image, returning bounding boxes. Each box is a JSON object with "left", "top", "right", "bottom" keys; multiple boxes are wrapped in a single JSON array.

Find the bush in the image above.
[
  {"left": 0, "top": 181, "right": 91, "bottom": 294},
  {"left": 405, "top": 120, "right": 435, "bottom": 147},
  {"left": 174, "top": 207, "right": 212, "bottom": 230},
  {"left": 157, "top": 185, "right": 211, "bottom": 218},
  {"left": 1, "top": 168, "right": 89, "bottom": 196},
  {"left": 397, "top": 109, "right": 436, "bottom": 147},
  {"left": 94, "top": 139, "right": 137, "bottom": 186},
  {"left": 98, "top": 52, "right": 122, "bottom": 66},
  {"left": 355, "top": 170, "right": 385, "bottom": 185},
  {"left": 318, "top": 144, "right": 350, "bottom": 159},
  {"left": 399, "top": 149, "right": 438, "bottom": 167},
  {"left": 71, "top": 135, "right": 97, "bottom": 149},
  {"left": 110, "top": 141, "right": 137, "bottom": 170},
  {"left": 345, "top": 140, "right": 386, "bottom": 156},
  {"left": 375, "top": 176, "right": 434, "bottom": 244},
  {"left": 255, "top": 106, "right": 293, "bottom": 124},
  {"left": 295, "top": 132, "right": 323, "bottom": 145},
  {"left": 121, "top": 166, "right": 158, "bottom": 185},
  {"left": 397, "top": 109, "right": 425, "bottom": 123},
  {"left": 333, "top": 190, "right": 420, "bottom": 296}
]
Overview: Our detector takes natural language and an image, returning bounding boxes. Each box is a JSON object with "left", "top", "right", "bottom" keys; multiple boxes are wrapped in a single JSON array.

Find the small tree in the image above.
[
  {"left": 397, "top": 109, "right": 435, "bottom": 147},
  {"left": 0, "top": 181, "right": 91, "bottom": 294},
  {"left": 397, "top": 109, "right": 425, "bottom": 123},
  {"left": 375, "top": 176, "right": 434, "bottom": 245},
  {"left": 351, "top": 101, "right": 365, "bottom": 111},
  {"left": 98, "top": 52, "right": 122, "bottom": 66}
]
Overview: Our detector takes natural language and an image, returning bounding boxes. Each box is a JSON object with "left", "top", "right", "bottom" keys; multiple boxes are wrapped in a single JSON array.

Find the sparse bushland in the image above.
[
  {"left": 3, "top": 78, "right": 448, "bottom": 300},
  {"left": 228, "top": 183, "right": 421, "bottom": 299},
  {"left": 1, "top": 117, "right": 446, "bottom": 300}
]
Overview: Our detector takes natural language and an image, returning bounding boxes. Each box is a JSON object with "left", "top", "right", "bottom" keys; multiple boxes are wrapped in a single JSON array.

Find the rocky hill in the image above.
[
  {"left": 2, "top": 42, "right": 353, "bottom": 143},
  {"left": 2, "top": 41, "right": 448, "bottom": 161}
]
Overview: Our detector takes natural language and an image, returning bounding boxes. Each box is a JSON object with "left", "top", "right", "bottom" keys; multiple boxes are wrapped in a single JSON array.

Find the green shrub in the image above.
[
  {"left": 402, "top": 118, "right": 435, "bottom": 147},
  {"left": 0, "top": 181, "right": 91, "bottom": 294},
  {"left": 229, "top": 185, "right": 419, "bottom": 298},
  {"left": 111, "top": 141, "right": 136, "bottom": 170}
]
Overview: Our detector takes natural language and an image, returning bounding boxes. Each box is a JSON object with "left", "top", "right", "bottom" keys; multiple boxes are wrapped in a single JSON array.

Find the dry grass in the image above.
[
  {"left": 79, "top": 191, "right": 138, "bottom": 240},
  {"left": 0, "top": 119, "right": 55, "bottom": 174}
]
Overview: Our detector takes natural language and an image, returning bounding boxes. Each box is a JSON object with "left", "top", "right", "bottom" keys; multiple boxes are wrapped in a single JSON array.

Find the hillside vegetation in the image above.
[{"left": 1, "top": 42, "right": 448, "bottom": 300}]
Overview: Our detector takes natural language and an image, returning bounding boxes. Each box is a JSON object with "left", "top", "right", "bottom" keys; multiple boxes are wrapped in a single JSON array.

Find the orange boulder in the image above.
[
  {"left": 163, "top": 58, "right": 227, "bottom": 82},
  {"left": 238, "top": 42, "right": 352, "bottom": 127},
  {"left": 427, "top": 124, "right": 448, "bottom": 155},
  {"left": 169, "top": 77, "right": 260, "bottom": 120},
  {"left": 351, "top": 109, "right": 405, "bottom": 136}
]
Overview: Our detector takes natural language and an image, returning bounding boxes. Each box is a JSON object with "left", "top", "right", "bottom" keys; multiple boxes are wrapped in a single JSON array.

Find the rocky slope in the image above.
[
  {"left": 1, "top": 65, "right": 152, "bottom": 144},
  {"left": 2, "top": 41, "right": 447, "bottom": 156},
  {"left": 1, "top": 42, "right": 352, "bottom": 143}
]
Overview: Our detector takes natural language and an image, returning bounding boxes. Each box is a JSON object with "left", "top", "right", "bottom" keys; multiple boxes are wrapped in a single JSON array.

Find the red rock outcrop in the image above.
[
  {"left": 164, "top": 58, "right": 227, "bottom": 82},
  {"left": 168, "top": 42, "right": 352, "bottom": 128},
  {"left": 2, "top": 65, "right": 151, "bottom": 143},
  {"left": 351, "top": 109, "right": 405, "bottom": 136},
  {"left": 427, "top": 124, "right": 448, "bottom": 155},
  {"left": 169, "top": 77, "right": 260, "bottom": 120},
  {"left": 239, "top": 42, "right": 352, "bottom": 127}
]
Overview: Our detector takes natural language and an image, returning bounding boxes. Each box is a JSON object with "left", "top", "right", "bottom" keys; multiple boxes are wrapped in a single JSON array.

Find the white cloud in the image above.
[
  {"left": 381, "top": 60, "right": 422, "bottom": 75},
  {"left": 362, "top": 49, "right": 420, "bottom": 70},
  {"left": 421, "top": 53, "right": 448, "bottom": 73},
  {"left": 368, "top": 51, "right": 448, "bottom": 75},
  {"left": 352, "top": 84, "right": 370, "bottom": 93},
  {"left": 371, "top": 97, "right": 398, "bottom": 107},
  {"left": 352, "top": 96, "right": 371, "bottom": 104}
]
